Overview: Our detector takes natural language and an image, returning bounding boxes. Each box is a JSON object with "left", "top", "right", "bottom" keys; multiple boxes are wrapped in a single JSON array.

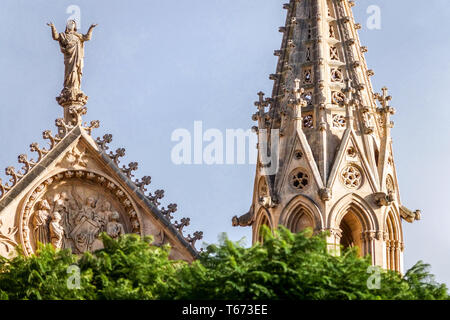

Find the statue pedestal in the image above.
[{"left": 57, "top": 88, "right": 89, "bottom": 126}]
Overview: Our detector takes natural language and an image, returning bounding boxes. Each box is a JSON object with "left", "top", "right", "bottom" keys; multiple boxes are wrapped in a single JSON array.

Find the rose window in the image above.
[
  {"left": 291, "top": 169, "right": 310, "bottom": 190},
  {"left": 333, "top": 114, "right": 346, "bottom": 128},
  {"left": 341, "top": 165, "right": 362, "bottom": 189},
  {"left": 332, "top": 91, "right": 346, "bottom": 105}
]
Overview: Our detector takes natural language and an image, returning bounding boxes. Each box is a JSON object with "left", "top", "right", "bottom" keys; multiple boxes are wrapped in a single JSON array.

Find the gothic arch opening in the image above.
[
  {"left": 386, "top": 211, "right": 402, "bottom": 272},
  {"left": 256, "top": 213, "right": 271, "bottom": 244},
  {"left": 339, "top": 210, "right": 364, "bottom": 256},
  {"left": 286, "top": 207, "right": 315, "bottom": 233}
]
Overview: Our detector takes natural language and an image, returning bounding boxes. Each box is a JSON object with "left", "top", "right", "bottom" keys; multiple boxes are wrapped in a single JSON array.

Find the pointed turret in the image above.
[
  {"left": 0, "top": 21, "right": 202, "bottom": 261},
  {"left": 233, "top": 0, "right": 420, "bottom": 272}
]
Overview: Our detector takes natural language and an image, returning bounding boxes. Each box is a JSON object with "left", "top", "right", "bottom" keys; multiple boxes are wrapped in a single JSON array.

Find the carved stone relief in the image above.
[
  {"left": 0, "top": 217, "right": 18, "bottom": 255},
  {"left": 20, "top": 170, "right": 142, "bottom": 255}
]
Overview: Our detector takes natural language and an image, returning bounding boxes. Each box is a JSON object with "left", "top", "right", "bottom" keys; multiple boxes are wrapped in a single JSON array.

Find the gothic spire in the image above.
[
  {"left": 235, "top": 0, "right": 420, "bottom": 273},
  {"left": 263, "top": 0, "right": 384, "bottom": 188}
]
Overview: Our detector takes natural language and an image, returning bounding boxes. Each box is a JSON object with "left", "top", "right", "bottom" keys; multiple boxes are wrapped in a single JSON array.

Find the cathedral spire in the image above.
[{"left": 234, "top": 0, "right": 420, "bottom": 272}]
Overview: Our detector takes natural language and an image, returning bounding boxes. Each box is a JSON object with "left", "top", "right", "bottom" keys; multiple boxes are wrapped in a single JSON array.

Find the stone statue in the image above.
[
  {"left": 32, "top": 199, "right": 51, "bottom": 245},
  {"left": 47, "top": 20, "right": 97, "bottom": 107},
  {"left": 95, "top": 200, "right": 112, "bottom": 230},
  {"left": 76, "top": 196, "right": 97, "bottom": 224},
  {"left": 106, "top": 212, "right": 125, "bottom": 240},
  {"left": 66, "top": 198, "right": 80, "bottom": 230},
  {"left": 53, "top": 191, "right": 69, "bottom": 213},
  {"left": 49, "top": 211, "right": 65, "bottom": 249}
]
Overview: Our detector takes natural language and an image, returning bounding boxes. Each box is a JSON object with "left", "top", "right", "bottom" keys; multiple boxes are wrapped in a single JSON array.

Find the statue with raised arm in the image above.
[{"left": 47, "top": 20, "right": 97, "bottom": 112}]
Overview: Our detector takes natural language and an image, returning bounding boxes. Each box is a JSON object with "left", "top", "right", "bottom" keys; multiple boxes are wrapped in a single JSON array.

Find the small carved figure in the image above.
[
  {"left": 106, "top": 212, "right": 125, "bottom": 240},
  {"left": 95, "top": 200, "right": 112, "bottom": 230},
  {"left": 49, "top": 211, "right": 65, "bottom": 249},
  {"left": 66, "top": 198, "right": 80, "bottom": 230},
  {"left": 76, "top": 196, "right": 97, "bottom": 223},
  {"left": 53, "top": 192, "right": 69, "bottom": 213},
  {"left": 32, "top": 199, "right": 51, "bottom": 245}
]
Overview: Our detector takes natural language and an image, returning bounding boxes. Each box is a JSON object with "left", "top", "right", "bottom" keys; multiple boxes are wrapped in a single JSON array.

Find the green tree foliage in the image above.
[
  {"left": 170, "top": 227, "right": 448, "bottom": 300},
  {"left": 0, "top": 228, "right": 447, "bottom": 300}
]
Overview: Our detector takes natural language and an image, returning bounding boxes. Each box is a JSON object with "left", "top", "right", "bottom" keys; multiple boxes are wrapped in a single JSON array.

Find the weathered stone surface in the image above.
[{"left": 235, "top": 0, "right": 419, "bottom": 273}]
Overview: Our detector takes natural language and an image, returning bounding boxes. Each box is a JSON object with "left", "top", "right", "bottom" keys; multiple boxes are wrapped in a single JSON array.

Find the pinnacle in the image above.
[{"left": 254, "top": 0, "right": 383, "bottom": 134}]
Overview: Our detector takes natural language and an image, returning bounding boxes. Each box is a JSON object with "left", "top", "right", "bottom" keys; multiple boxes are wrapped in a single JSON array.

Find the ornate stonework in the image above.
[
  {"left": 0, "top": 217, "right": 18, "bottom": 254},
  {"left": 20, "top": 170, "right": 141, "bottom": 255},
  {"left": 47, "top": 20, "right": 97, "bottom": 125},
  {"left": 234, "top": 0, "right": 420, "bottom": 273},
  {"left": 0, "top": 20, "right": 202, "bottom": 262}
]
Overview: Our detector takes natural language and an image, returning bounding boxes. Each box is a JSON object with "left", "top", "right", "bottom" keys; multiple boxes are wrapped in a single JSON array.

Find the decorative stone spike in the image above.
[
  {"left": 5, "top": 167, "right": 19, "bottom": 187},
  {"left": 135, "top": 176, "right": 152, "bottom": 192},
  {"left": 43, "top": 130, "right": 59, "bottom": 149},
  {"left": 161, "top": 203, "right": 178, "bottom": 221},
  {"left": 186, "top": 231, "right": 204, "bottom": 247},
  {"left": 109, "top": 148, "right": 126, "bottom": 166},
  {"left": 83, "top": 120, "right": 100, "bottom": 135},
  {"left": 148, "top": 189, "right": 165, "bottom": 206},
  {"left": 47, "top": 20, "right": 97, "bottom": 124},
  {"left": 121, "top": 162, "right": 138, "bottom": 178},
  {"left": 29, "top": 143, "right": 49, "bottom": 162},
  {"left": 174, "top": 217, "right": 190, "bottom": 233},
  {"left": 96, "top": 134, "right": 113, "bottom": 151},
  {"left": 18, "top": 154, "right": 32, "bottom": 175}
]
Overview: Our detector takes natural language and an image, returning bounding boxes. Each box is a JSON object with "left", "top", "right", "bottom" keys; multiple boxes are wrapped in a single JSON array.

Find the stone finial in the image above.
[{"left": 186, "top": 231, "right": 204, "bottom": 247}]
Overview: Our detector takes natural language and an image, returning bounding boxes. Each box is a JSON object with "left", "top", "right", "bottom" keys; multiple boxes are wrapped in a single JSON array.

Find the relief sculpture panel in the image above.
[{"left": 21, "top": 170, "right": 141, "bottom": 255}]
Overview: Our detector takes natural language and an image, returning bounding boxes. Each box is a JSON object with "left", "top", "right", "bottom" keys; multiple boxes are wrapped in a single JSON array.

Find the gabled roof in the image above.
[{"left": 0, "top": 117, "right": 202, "bottom": 258}]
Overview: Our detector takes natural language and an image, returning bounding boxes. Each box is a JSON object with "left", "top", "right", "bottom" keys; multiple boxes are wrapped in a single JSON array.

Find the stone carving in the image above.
[
  {"left": 94, "top": 133, "right": 203, "bottom": 250},
  {"left": 22, "top": 170, "right": 141, "bottom": 255},
  {"left": 400, "top": 206, "right": 421, "bottom": 223},
  {"left": 107, "top": 212, "right": 125, "bottom": 240},
  {"left": 332, "top": 91, "right": 346, "bottom": 105},
  {"left": 340, "top": 165, "right": 362, "bottom": 189},
  {"left": 303, "top": 115, "right": 314, "bottom": 129},
  {"left": 32, "top": 199, "right": 51, "bottom": 245},
  {"left": 362, "top": 110, "right": 375, "bottom": 134},
  {"left": 0, "top": 118, "right": 99, "bottom": 203},
  {"left": 347, "top": 147, "right": 357, "bottom": 158},
  {"left": 373, "top": 192, "right": 393, "bottom": 207},
  {"left": 0, "top": 218, "right": 18, "bottom": 254},
  {"left": 232, "top": 207, "right": 254, "bottom": 227},
  {"left": 65, "top": 147, "right": 88, "bottom": 168},
  {"left": 290, "top": 169, "right": 310, "bottom": 190},
  {"left": 47, "top": 20, "right": 97, "bottom": 107},
  {"left": 49, "top": 211, "right": 64, "bottom": 249}
]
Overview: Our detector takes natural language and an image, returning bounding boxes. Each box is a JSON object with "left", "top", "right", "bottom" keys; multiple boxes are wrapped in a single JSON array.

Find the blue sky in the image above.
[{"left": 0, "top": 0, "right": 449, "bottom": 286}]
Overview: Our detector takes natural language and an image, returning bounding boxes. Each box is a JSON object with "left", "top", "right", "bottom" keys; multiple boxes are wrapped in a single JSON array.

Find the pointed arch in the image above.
[
  {"left": 385, "top": 206, "right": 404, "bottom": 272},
  {"left": 328, "top": 193, "right": 379, "bottom": 231},
  {"left": 279, "top": 195, "right": 324, "bottom": 233},
  {"left": 254, "top": 208, "right": 273, "bottom": 244},
  {"left": 328, "top": 193, "right": 380, "bottom": 258},
  {"left": 339, "top": 210, "right": 364, "bottom": 255}
]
